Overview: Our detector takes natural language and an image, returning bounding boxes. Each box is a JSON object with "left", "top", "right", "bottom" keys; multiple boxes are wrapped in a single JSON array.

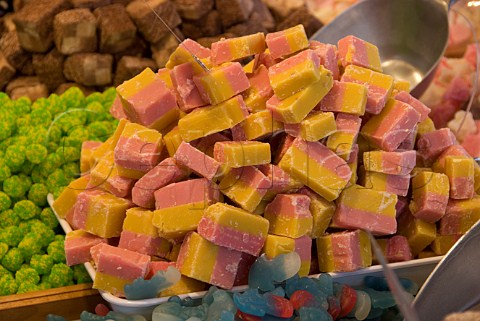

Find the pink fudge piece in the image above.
[
  {"left": 234, "top": 252, "right": 256, "bottom": 286},
  {"left": 244, "top": 64, "right": 274, "bottom": 112},
  {"left": 96, "top": 243, "right": 150, "bottom": 280},
  {"left": 71, "top": 190, "right": 106, "bottom": 230},
  {"left": 295, "top": 235, "right": 312, "bottom": 275},
  {"left": 211, "top": 33, "right": 266, "bottom": 65},
  {"left": 338, "top": 35, "right": 381, "bottom": 72},
  {"left": 417, "top": 128, "right": 457, "bottom": 165},
  {"left": 410, "top": 193, "right": 449, "bottom": 223},
  {"left": 114, "top": 136, "right": 162, "bottom": 174},
  {"left": 394, "top": 91, "right": 430, "bottom": 122},
  {"left": 258, "top": 164, "right": 303, "bottom": 200},
  {"left": 347, "top": 144, "right": 359, "bottom": 164},
  {"left": 171, "top": 62, "right": 208, "bottom": 112},
  {"left": 231, "top": 123, "right": 248, "bottom": 141},
  {"left": 361, "top": 99, "right": 421, "bottom": 152},
  {"left": 145, "top": 261, "right": 175, "bottom": 279},
  {"left": 328, "top": 113, "right": 361, "bottom": 160},
  {"left": 65, "top": 230, "right": 107, "bottom": 266},
  {"left": 264, "top": 194, "right": 313, "bottom": 237},
  {"left": 90, "top": 243, "right": 107, "bottom": 266},
  {"left": 182, "top": 39, "right": 211, "bottom": 58},
  {"left": 439, "top": 197, "right": 480, "bottom": 235},
  {"left": 385, "top": 235, "right": 413, "bottom": 263},
  {"left": 110, "top": 96, "right": 127, "bottom": 120},
  {"left": 397, "top": 124, "right": 417, "bottom": 151},
  {"left": 385, "top": 174, "right": 410, "bottom": 197},
  {"left": 365, "top": 150, "right": 416, "bottom": 176},
  {"left": 122, "top": 79, "right": 178, "bottom": 129},
  {"left": 132, "top": 158, "right": 189, "bottom": 209},
  {"left": 265, "top": 27, "right": 308, "bottom": 60},
  {"left": 309, "top": 40, "right": 339, "bottom": 80},
  {"left": 396, "top": 196, "right": 410, "bottom": 217},
  {"left": 118, "top": 230, "right": 170, "bottom": 258},
  {"left": 331, "top": 230, "right": 370, "bottom": 272},
  {"left": 154, "top": 178, "right": 221, "bottom": 210},
  {"left": 174, "top": 141, "right": 221, "bottom": 180},
  {"left": 430, "top": 100, "right": 461, "bottom": 129},
  {"left": 318, "top": 80, "right": 366, "bottom": 115},
  {"left": 254, "top": 50, "right": 277, "bottom": 69}
]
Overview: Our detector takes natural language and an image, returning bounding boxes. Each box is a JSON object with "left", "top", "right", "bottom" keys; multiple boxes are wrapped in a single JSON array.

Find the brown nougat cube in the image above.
[
  {"left": 0, "top": 53, "right": 16, "bottom": 90},
  {"left": 173, "top": 0, "right": 213, "bottom": 20},
  {"left": 215, "top": 0, "right": 253, "bottom": 28},
  {"left": 6, "top": 76, "right": 49, "bottom": 101},
  {"left": 0, "top": 30, "right": 30, "bottom": 69},
  {"left": 54, "top": 9, "right": 97, "bottom": 55},
  {"left": 32, "top": 48, "right": 67, "bottom": 91},
  {"left": 64, "top": 53, "right": 113, "bottom": 86},
  {"left": 94, "top": 4, "right": 137, "bottom": 53}
]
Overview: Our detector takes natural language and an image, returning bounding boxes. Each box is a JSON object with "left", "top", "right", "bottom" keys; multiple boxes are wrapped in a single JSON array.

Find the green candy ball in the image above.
[
  {"left": 26, "top": 144, "right": 48, "bottom": 164},
  {"left": 30, "top": 108, "right": 53, "bottom": 128},
  {"left": 30, "top": 167, "right": 45, "bottom": 184},
  {"left": 48, "top": 263, "right": 73, "bottom": 287},
  {"left": 0, "top": 209, "right": 20, "bottom": 228},
  {"left": 16, "top": 282, "right": 39, "bottom": 294},
  {"left": 15, "top": 267, "right": 40, "bottom": 285},
  {"left": 14, "top": 200, "right": 40, "bottom": 220},
  {"left": 61, "top": 87, "right": 85, "bottom": 110},
  {"left": 3, "top": 175, "right": 26, "bottom": 198},
  {"left": 30, "top": 254, "right": 54, "bottom": 275},
  {"left": 54, "top": 235, "right": 65, "bottom": 242},
  {"left": 0, "top": 265, "right": 12, "bottom": 278},
  {"left": 86, "top": 102, "right": 106, "bottom": 123},
  {"left": 46, "top": 169, "right": 69, "bottom": 191},
  {"left": 73, "top": 264, "right": 92, "bottom": 284},
  {"left": 0, "top": 122, "right": 12, "bottom": 141},
  {"left": 4, "top": 145, "right": 26, "bottom": 169},
  {"left": 28, "top": 183, "right": 48, "bottom": 207},
  {"left": 46, "top": 124, "right": 62, "bottom": 144},
  {"left": 46, "top": 93, "right": 66, "bottom": 116},
  {"left": 0, "top": 192, "right": 11, "bottom": 211},
  {"left": 0, "top": 242, "right": 8, "bottom": 260},
  {"left": 0, "top": 226, "right": 23, "bottom": 247},
  {"left": 18, "top": 173, "right": 33, "bottom": 192},
  {"left": 37, "top": 281, "right": 52, "bottom": 290},
  {"left": 52, "top": 186, "right": 67, "bottom": 199},
  {"left": 87, "top": 121, "right": 112, "bottom": 141},
  {"left": 18, "top": 233, "right": 43, "bottom": 261},
  {"left": 29, "top": 222, "right": 55, "bottom": 248},
  {"left": 85, "top": 92, "right": 103, "bottom": 105},
  {"left": 0, "top": 274, "right": 18, "bottom": 295},
  {"left": 63, "top": 162, "right": 80, "bottom": 179},
  {"left": 1, "top": 248, "right": 24, "bottom": 272},
  {"left": 0, "top": 163, "right": 11, "bottom": 182},
  {"left": 47, "top": 241, "right": 65, "bottom": 264},
  {"left": 40, "top": 208, "right": 58, "bottom": 230},
  {"left": 56, "top": 146, "right": 80, "bottom": 163}
]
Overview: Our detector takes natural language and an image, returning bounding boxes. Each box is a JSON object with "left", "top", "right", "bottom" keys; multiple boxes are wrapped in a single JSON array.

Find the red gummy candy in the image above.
[
  {"left": 327, "top": 296, "right": 341, "bottom": 320},
  {"left": 338, "top": 285, "right": 357, "bottom": 318},
  {"left": 94, "top": 303, "right": 110, "bottom": 316},
  {"left": 236, "top": 310, "right": 262, "bottom": 321},
  {"left": 290, "top": 290, "right": 317, "bottom": 310},
  {"left": 264, "top": 293, "right": 294, "bottom": 318}
]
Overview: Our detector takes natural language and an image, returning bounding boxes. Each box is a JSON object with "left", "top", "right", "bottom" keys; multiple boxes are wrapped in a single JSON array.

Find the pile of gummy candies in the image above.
[{"left": 47, "top": 252, "right": 417, "bottom": 321}]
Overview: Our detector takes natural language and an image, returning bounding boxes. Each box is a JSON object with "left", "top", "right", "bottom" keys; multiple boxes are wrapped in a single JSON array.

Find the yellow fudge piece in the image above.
[
  {"left": 123, "top": 207, "right": 157, "bottom": 237},
  {"left": 91, "top": 119, "right": 128, "bottom": 165},
  {"left": 295, "top": 111, "right": 336, "bottom": 142},
  {"left": 166, "top": 47, "right": 212, "bottom": 73},
  {"left": 304, "top": 191, "right": 336, "bottom": 238},
  {"left": 178, "top": 95, "right": 247, "bottom": 142},
  {"left": 267, "top": 68, "right": 333, "bottom": 124},
  {"left": 52, "top": 175, "right": 90, "bottom": 218},
  {"left": 431, "top": 235, "right": 461, "bottom": 255},
  {"left": 80, "top": 142, "right": 102, "bottom": 174},
  {"left": 397, "top": 213, "right": 436, "bottom": 256},
  {"left": 417, "top": 251, "right": 437, "bottom": 259},
  {"left": 241, "top": 110, "right": 284, "bottom": 141},
  {"left": 213, "top": 32, "right": 266, "bottom": 64},
  {"left": 166, "top": 243, "right": 182, "bottom": 262},
  {"left": 263, "top": 234, "right": 295, "bottom": 259},
  {"left": 157, "top": 68, "right": 174, "bottom": 89},
  {"left": 243, "top": 59, "right": 256, "bottom": 74},
  {"left": 163, "top": 126, "right": 184, "bottom": 157},
  {"left": 160, "top": 275, "right": 206, "bottom": 297},
  {"left": 283, "top": 25, "right": 309, "bottom": 57},
  {"left": 392, "top": 80, "right": 411, "bottom": 94},
  {"left": 411, "top": 171, "right": 449, "bottom": 195},
  {"left": 445, "top": 156, "right": 474, "bottom": 194},
  {"left": 214, "top": 141, "right": 271, "bottom": 168},
  {"left": 93, "top": 271, "right": 130, "bottom": 297},
  {"left": 117, "top": 68, "right": 157, "bottom": 100},
  {"left": 115, "top": 165, "right": 145, "bottom": 180},
  {"left": 417, "top": 117, "right": 436, "bottom": 136},
  {"left": 85, "top": 193, "right": 132, "bottom": 238}
]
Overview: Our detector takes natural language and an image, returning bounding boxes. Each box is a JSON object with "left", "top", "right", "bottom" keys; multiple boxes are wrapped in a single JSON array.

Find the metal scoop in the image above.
[{"left": 310, "top": 0, "right": 451, "bottom": 98}]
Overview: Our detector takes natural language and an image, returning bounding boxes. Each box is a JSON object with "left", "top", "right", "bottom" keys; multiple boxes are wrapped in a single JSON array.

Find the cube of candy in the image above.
[
  {"left": 392, "top": 80, "right": 411, "bottom": 94},
  {"left": 284, "top": 111, "right": 336, "bottom": 142},
  {"left": 238, "top": 110, "right": 284, "bottom": 141},
  {"left": 110, "top": 95, "right": 128, "bottom": 120},
  {"left": 338, "top": 35, "right": 382, "bottom": 73},
  {"left": 266, "top": 67, "right": 333, "bottom": 123},
  {"left": 397, "top": 211, "right": 436, "bottom": 256},
  {"left": 409, "top": 171, "right": 449, "bottom": 223},
  {"left": 258, "top": 164, "right": 303, "bottom": 201},
  {"left": 445, "top": 156, "right": 475, "bottom": 199},
  {"left": 332, "top": 184, "right": 398, "bottom": 235},
  {"left": 72, "top": 189, "right": 133, "bottom": 238},
  {"left": 193, "top": 62, "right": 250, "bottom": 105},
  {"left": 163, "top": 126, "right": 183, "bottom": 157},
  {"left": 265, "top": 24, "right": 309, "bottom": 60},
  {"left": 117, "top": 68, "right": 179, "bottom": 131},
  {"left": 153, "top": 178, "right": 221, "bottom": 239},
  {"left": 394, "top": 91, "right": 430, "bottom": 121},
  {"left": 170, "top": 62, "right": 208, "bottom": 112},
  {"left": 166, "top": 38, "right": 211, "bottom": 71},
  {"left": 178, "top": 95, "right": 248, "bottom": 142},
  {"left": 218, "top": 166, "right": 270, "bottom": 212},
  {"left": 157, "top": 68, "right": 174, "bottom": 89},
  {"left": 211, "top": 32, "right": 266, "bottom": 65},
  {"left": 341, "top": 65, "right": 394, "bottom": 114},
  {"left": 80, "top": 141, "right": 102, "bottom": 174},
  {"left": 361, "top": 99, "right": 421, "bottom": 151},
  {"left": 326, "top": 113, "right": 362, "bottom": 160},
  {"left": 176, "top": 232, "right": 243, "bottom": 289},
  {"left": 319, "top": 81, "right": 367, "bottom": 116},
  {"left": 243, "top": 65, "right": 274, "bottom": 112},
  {"left": 93, "top": 243, "right": 150, "bottom": 297},
  {"left": 431, "top": 235, "right": 462, "bottom": 255},
  {"left": 298, "top": 187, "right": 336, "bottom": 238},
  {"left": 295, "top": 235, "right": 312, "bottom": 277},
  {"left": 198, "top": 203, "right": 270, "bottom": 256},
  {"left": 268, "top": 49, "right": 322, "bottom": 100},
  {"left": 279, "top": 138, "right": 352, "bottom": 201},
  {"left": 360, "top": 169, "right": 410, "bottom": 197},
  {"left": 439, "top": 196, "right": 480, "bottom": 235},
  {"left": 214, "top": 141, "right": 271, "bottom": 168},
  {"left": 174, "top": 141, "right": 221, "bottom": 180},
  {"left": 363, "top": 150, "right": 416, "bottom": 176},
  {"left": 384, "top": 235, "right": 413, "bottom": 263},
  {"left": 264, "top": 194, "right": 313, "bottom": 238},
  {"left": 65, "top": 230, "right": 107, "bottom": 266},
  {"left": 114, "top": 121, "right": 163, "bottom": 174},
  {"left": 118, "top": 207, "right": 171, "bottom": 257},
  {"left": 132, "top": 157, "right": 189, "bottom": 209},
  {"left": 417, "top": 116, "right": 436, "bottom": 136},
  {"left": 263, "top": 234, "right": 295, "bottom": 259},
  {"left": 316, "top": 230, "right": 372, "bottom": 272},
  {"left": 397, "top": 124, "right": 418, "bottom": 150},
  {"left": 417, "top": 128, "right": 457, "bottom": 166},
  {"left": 52, "top": 175, "right": 90, "bottom": 219},
  {"left": 309, "top": 40, "right": 340, "bottom": 80}
]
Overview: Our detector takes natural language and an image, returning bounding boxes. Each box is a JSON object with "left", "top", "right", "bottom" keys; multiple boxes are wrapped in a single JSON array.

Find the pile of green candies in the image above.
[{"left": 0, "top": 87, "right": 118, "bottom": 295}]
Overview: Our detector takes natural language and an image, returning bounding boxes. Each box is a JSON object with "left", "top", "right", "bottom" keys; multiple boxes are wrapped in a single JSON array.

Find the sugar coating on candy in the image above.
[
  {"left": 48, "top": 241, "right": 66, "bottom": 264},
  {"left": 0, "top": 162, "right": 11, "bottom": 182},
  {"left": 2, "top": 248, "right": 24, "bottom": 272},
  {"left": 30, "top": 254, "right": 54, "bottom": 275},
  {"left": 40, "top": 208, "right": 59, "bottom": 230},
  {"left": 233, "top": 289, "right": 267, "bottom": 317},
  {"left": 25, "top": 144, "right": 48, "bottom": 164},
  {"left": 16, "top": 267, "right": 40, "bottom": 285},
  {"left": 124, "top": 266, "right": 181, "bottom": 300},
  {"left": 3, "top": 175, "right": 27, "bottom": 198},
  {"left": 49, "top": 263, "right": 74, "bottom": 288},
  {"left": 0, "top": 226, "right": 23, "bottom": 247},
  {"left": 248, "top": 252, "right": 301, "bottom": 292},
  {"left": 14, "top": 199, "right": 40, "bottom": 220},
  {"left": 0, "top": 191, "right": 11, "bottom": 211},
  {"left": 5, "top": 145, "right": 26, "bottom": 170},
  {"left": 18, "top": 233, "right": 43, "bottom": 261}
]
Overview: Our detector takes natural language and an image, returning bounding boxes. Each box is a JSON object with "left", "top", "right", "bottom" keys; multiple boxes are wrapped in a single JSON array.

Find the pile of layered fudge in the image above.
[{"left": 53, "top": 24, "right": 480, "bottom": 298}]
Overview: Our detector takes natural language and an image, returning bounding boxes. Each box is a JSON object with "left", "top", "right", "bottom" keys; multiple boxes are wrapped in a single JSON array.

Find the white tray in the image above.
[{"left": 48, "top": 194, "right": 441, "bottom": 317}]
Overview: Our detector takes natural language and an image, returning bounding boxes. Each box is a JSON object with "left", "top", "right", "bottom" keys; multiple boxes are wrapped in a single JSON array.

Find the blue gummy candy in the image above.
[
  {"left": 152, "top": 302, "right": 185, "bottom": 321},
  {"left": 270, "top": 286, "right": 286, "bottom": 298},
  {"left": 285, "top": 276, "right": 328, "bottom": 310},
  {"left": 248, "top": 252, "right": 301, "bottom": 292},
  {"left": 206, "top": 289, "right": 236, "bottom": 321},
  {"left": 217, "top": 311, "right": 235, "bottom": 321},
  {"left": 363, "top": 288, "right": 396, "bottom": 309},
  {"left": 46, "top": 315, "right": 67, "bottom": 321},
  {"left": 233, "top": 289, "right": 267, "bottom": 316},
  {"left": 202, "top": 286, "right": 220, "bottom": 305},
  {"left": 124, "top": 266, "right": 181, "bottom": 300},
  {"left": 363, "top": 276, "right": 419, "bottom": 295},
  {"left": 183, "top": 303, "right": 208, "bottom": 320},
  {"left": 298, "top": 307, "right": 333, "bottom": 321},
  {"left": 314, "top": 274, "right": 334, "bottom": 296}
]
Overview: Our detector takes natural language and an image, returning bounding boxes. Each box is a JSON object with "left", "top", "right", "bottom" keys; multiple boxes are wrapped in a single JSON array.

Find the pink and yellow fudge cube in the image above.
[
  {"left": 279, "top": 138, "right": 352, "bottom": 201},
  {"left": 417, "top": 128, "right": 457, "bottom": 166},
  {"left": 243, "top": 65, "right": 274, "bottom": 112},
  {"left": 360, "top": 169, "right": 410, "bottom": 197},
  {"left": 132, "top": 157, "right": 188, "bottom": 209},
  {"left": 176, "top": 232, "right": 243, "bottom": 289},
  {"left": 397, "top": 211, "right": 436, "bottom": 256},
  {"left": 193, "top": 62, "right": 250, "bottom": 105},
  {"left": 316, "top": 229, "right": 372, "bottom": 272},
  {"left": 284, "top": 111, "right": 336, "bottom": 142},
  {"left": 214, "top": 141, "right": 271, "bottom": 168},
  {"left": 117, "top": 68, "right": 179, "bottom": 131},
  {"left": 326, "top": 113, "right": 362, "bottom": 160},
  {"left": 332, "top": 184, "right": 398, "bottom": 235},
  {"left": 211, "top": 32, "right": 266, "bottom": 65},
  {"left": 93, "top": 243, "right": 150, "bottom": 297},
  {"left": 298, "top": 187, "right": 336, "bottom": 238},
  {"left": 266, "top": 67, "right": 333, "bottom": 123},
  {"left": 157, "top": 68, "right": 174, "bottom": 89},
  {"left": 171, "top": 62, "right": 208, "bottom": 112},
  {"left": 198, "top": 203, "right": 270, "bottom": 256},
  {"left": 361, "top": 99, "right": 421, "bottom": 151},
  {"left": 165, "top": 39, "right": 211, "bottom": 70},
  {"left": 363, "top": 150, "right": 416, "bottom": 176},
  {"left": 309, "top": 40, "right": 339, "bottom": 80},
  {"left": 268, "top": 49, "right": 322, "bottom": 100},
  {"left": 110, "top": 95, "right": 127, "bottom": 120},
  {"left": 118, "top": 207, "right": 171, "bottom": 258},
  {"left": 178, "top": 95, "right": 248, "bottom": 142},
  {"left": 153, "top": 178, "right": 221, "bottom": 239},
  {"left": 319, "top": 80, "right": 367, "bottom": 116},
  {"left": 218, "top": 166, "right": 270, "bottom": 212},
  {"left": 398, "top": 124, "right": 418, "bottom": 150},
  {"left": 163, "top": 126, "right": 183, "bottom": 157},
  {"left": 383, "top": 235, "right": 413, "bottom": 263},
  {"left": 264, "top": 194, "right": 313, "bottom": 238},
  {"left": 445, "top": 156, "right": 475, "bottom": 199},
  {"left": 174, "top": 141, "right": 221, "bottom": 180},
  {"left": 52, "top": 175, "right": 90, "bottom": 219},
  {"left": 258, "top": 164, "right": 303, "bottom": 201},
  {"left": 341, "top": 65, "right": 394, "bottom": 114},
  {"left": 338, "top": 35, "right": 382, "bottom": 73},
  {"left": 80, "top": 141, "right": 102, "bottom": 174},
  {"left": 294, "top": 235, "right": 312, "bottom": 277},
  {"left": 431, "top": 235, "right": 462, "bottom": 255},
  {"left": 394, "top": 91, "right": 430, "bottom": 121},
  {"left": 439, "top": 196, "right": 480, "bottom": 235},
  {"left": 265, "top": 24, "right": 309, "bottom": 60},
  {"left": 65, "top": 230, "right": 107, "bottom": 266},
  {"left": 409, "top": 171, "right": 449, "bottom": 223},
  {"left": 239, "top": 110, "right": 283, "bottom": 141}
]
